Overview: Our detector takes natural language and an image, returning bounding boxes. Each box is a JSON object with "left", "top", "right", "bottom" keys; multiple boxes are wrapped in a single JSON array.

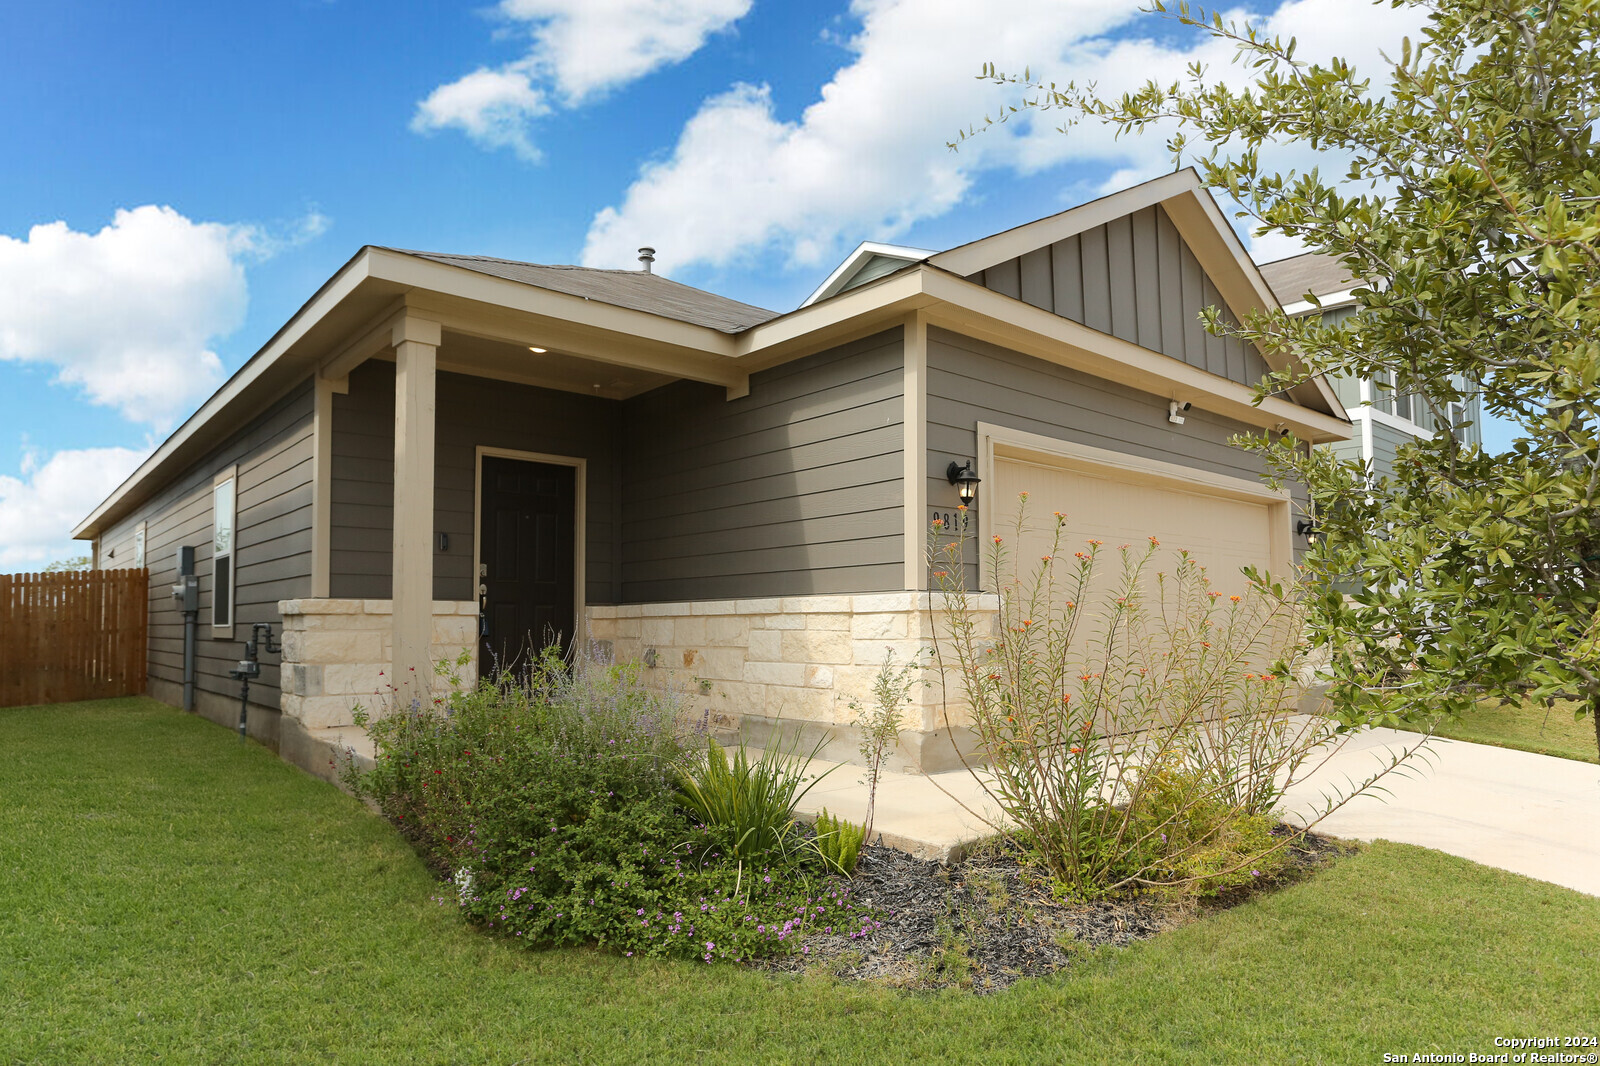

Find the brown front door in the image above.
[{"left": 479, "top": 456, "right": 576, "bottom": 675}]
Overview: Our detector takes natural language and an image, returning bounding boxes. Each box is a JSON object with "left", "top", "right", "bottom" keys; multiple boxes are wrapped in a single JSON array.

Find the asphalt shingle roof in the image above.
[
  {"left": 387, "top": 249, "right": 780, "bottom": 334},
  {"left": 1258, "top": 252, "right": 1359, "bottom": 304}
]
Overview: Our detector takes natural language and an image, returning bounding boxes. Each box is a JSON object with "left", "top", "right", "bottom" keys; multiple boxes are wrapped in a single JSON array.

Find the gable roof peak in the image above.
[{"left": 802, "top": 240, "right": 937, "bottom": 307}]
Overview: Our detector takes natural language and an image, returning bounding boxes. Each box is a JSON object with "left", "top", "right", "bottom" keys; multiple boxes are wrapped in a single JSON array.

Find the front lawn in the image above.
[
  {"left": 1404, "top": 699, "right": 1599, "bottom": 765},
  {"left": 3, "top": 698, "right": 1597, "bottom": 1065}
]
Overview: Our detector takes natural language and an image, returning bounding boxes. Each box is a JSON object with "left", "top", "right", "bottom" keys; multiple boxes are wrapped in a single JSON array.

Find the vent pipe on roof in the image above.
[{"left": 638, "top": 247, "right": 655, "bottom": 273}]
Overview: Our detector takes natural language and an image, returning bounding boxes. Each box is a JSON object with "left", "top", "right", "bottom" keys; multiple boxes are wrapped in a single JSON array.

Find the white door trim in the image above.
[{"left": 473, "top": 446, "right": 588, "bottom": 650}]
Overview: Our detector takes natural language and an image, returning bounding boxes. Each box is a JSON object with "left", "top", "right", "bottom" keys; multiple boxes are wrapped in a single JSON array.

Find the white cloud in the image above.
[
  {"left": 413, "top": 0, "right": 750, "bottom": 157},
  {"left": 0, "top": 446, "right": 149, "bottom": 570},
  {"left": 412, "top": 68, "right": 550, "bottom": 161},
  {"left": 501, "top": 0, "right": 754, "bottom": 103},
  {"left": 0, "top": 205, "right": 263, "bottom": 429},
  {"left": 582, "top": 0, "right": 1429, "bottom": 275}
]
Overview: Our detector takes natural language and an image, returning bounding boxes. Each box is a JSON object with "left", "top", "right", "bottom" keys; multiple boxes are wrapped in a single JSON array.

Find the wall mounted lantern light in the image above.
[
  {"left": 1295, "top": 518, "right": 1319, "bottom": 546},
  {"left": 946, "top": 460, "right": 982, "bottom": 504}
]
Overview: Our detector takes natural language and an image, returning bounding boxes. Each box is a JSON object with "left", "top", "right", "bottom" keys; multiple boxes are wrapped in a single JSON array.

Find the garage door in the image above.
[{"left": 990, "top": 452, "right": 1284, "bottom": 602}]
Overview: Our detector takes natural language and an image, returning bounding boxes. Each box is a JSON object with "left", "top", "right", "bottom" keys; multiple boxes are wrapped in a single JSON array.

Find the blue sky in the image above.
[{"left": 0, "top": 0, "right": 1508, "bottom": 568}]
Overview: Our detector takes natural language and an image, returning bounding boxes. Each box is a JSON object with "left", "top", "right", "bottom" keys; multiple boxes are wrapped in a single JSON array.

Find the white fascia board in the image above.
[
  {"left": 73, "top": 250, "right": 754, "bottom": 540},
  {"left": 735, "top": 269, "right": 938, "bottom": 361},
  {"left": 741, "top": 265, "right": 1351, "bottom": 443},
  {"left": 1159, "top": 189, "right": 1348, "bottom": 421},
  {"left": 1281, "top": 291, "right": 1360, "bottom": 316},
  {"left": 1347, "top": 405, "right": 1431, "bottom": 438},
  {"left": 929, "top": 169, "right": 1345, "bottom": 421},
  {"left": 917, "top": 268, "right": 1352, "bottom": 444},
  {"left": 930, "top": 169, "right": 1203, "bottom": 277},
  {"left": 71, "top": 248, "right": 378, "bottom": 540},
  {"left": 801, "top": 241, "right": 937, "bottom": 307}
]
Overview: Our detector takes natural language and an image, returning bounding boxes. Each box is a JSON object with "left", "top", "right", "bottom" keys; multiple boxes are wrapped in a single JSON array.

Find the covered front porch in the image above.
[{"left": 274, "top": 273, "right": 759, "bottom": 758}]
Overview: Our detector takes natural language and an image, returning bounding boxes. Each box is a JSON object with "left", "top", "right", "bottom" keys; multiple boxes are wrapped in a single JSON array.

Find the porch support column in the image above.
[
  {"left": 903, "top": 311, "right": 928, "bottom": 590},
  {"left": 391, "top": 314, "right": 441, "bottom": 705}
]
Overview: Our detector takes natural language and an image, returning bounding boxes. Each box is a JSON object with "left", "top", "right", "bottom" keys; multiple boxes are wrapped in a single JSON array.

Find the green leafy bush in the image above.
[
  {"left": 810, "top": 808, "right": 864, "bottom": 876},
  {"left": 346, "top": 649, "right": 878, "bottom": 961},
  {"left": 1122, "top": 761, "right": 1289, "bottom": 896}
]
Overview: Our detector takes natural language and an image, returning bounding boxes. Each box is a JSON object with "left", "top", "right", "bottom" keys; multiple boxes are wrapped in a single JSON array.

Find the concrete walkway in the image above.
[
  {"left": 789, "top": 728, "right": 1600, "bottom": 897},
  {"left": 311, "top": 719, "right": 1600, "bottom": 897}
]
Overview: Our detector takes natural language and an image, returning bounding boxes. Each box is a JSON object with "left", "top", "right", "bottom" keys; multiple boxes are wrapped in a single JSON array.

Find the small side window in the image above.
[
  {"left": 213, "top": 477, "right": 235, "bottom": 631},
  {"left": 133, "top": 524, "right": 146, "bottom": 568}
]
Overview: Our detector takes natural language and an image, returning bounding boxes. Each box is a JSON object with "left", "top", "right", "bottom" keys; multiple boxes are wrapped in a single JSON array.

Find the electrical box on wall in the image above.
[{"left": 170, "top": 545, "right": 199, "bottom": 613}]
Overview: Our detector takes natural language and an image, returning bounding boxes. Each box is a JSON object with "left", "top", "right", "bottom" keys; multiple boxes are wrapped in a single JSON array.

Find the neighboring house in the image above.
[
  {"left": 74, "top": 169, "right": 1350, "bottom": 780},
  {"left": 1258, "top": 252, "right": 1483, "bottom": 481}
]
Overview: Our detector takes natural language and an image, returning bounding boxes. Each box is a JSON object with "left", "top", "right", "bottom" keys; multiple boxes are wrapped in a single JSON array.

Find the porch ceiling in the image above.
[{"left": 433, "top": 330, "right": 677, "bottom": 400}]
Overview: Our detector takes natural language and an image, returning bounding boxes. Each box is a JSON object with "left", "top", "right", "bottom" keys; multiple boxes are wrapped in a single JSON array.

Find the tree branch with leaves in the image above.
[{"left": 959, "top": 0, "right": 1600, "bottom": 756}]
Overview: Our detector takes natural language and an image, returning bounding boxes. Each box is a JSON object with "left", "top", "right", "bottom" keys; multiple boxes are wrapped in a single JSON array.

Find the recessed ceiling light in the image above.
[{"left": 528, "top": 346, "right": 547, "bottom": 353}]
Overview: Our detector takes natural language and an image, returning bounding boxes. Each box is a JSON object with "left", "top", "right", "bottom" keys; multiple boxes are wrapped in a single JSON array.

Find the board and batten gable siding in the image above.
[
  {"left": 925, "top": 327, "right": 1310, "bottom": 583},
  {"left": 97, "top": 381, "right": 315, "bottom": 715},
  {"left": 618, "top": 328, "right": 906, "bottom": 602},
  {"left": 971, "top": 204, "right": 1272, "bottom": 389},
  {"left": 328, "top": 359, "right": 623, "bottom": 604}
]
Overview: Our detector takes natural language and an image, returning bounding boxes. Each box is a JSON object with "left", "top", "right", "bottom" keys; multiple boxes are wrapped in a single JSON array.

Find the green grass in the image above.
[
  {"left": 1403, "top": 699, "right": 1599, "bottom": 765},
  {"left": 4, "top": 698, "right": 1599, "bottom": 1065}
]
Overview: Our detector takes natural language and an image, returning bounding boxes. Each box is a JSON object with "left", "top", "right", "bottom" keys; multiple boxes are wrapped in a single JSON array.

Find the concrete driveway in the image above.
[
  {"left": 796, "top": 727, "right": 1600, "bottom": 897},
  {"left": 1278, "top": 726, "right": 1600, "bottom": 896}
]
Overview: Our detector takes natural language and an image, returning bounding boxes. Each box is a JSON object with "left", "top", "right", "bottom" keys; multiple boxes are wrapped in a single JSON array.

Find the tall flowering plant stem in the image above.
[{"left": 926, "top": 495, "right": 1432, "bottom": 898}]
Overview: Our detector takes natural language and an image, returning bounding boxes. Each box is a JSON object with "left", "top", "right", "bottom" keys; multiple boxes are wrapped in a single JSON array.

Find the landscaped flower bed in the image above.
[
  {"left": 763, "top": 831, "right": 1348, "bottom": 992},
  {"left": 345, "top": 648, "right": 877, "bottom": 963},
  {"left": 346, "top": 509, "right": 1425, "bottom": 979}
]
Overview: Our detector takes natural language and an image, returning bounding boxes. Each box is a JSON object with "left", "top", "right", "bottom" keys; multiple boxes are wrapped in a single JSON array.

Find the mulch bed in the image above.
[{"left": 755, "top": 828, "right": 1345, "bottom": 993}]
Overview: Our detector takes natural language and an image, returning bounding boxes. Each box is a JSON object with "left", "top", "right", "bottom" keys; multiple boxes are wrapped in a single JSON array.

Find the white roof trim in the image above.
[
  {"left": 930, "top": 169, "right": 1203, "bottom": 277},
  {"left": 801, "top": 241, "right": 936, "bottom": 307},
  {"left": 74, "top": 248, "right": 748, "bottom": 539},
  {"left": 928, "top": 169, "right": 1344, "bottom": 419},
  {"left": 71, "top": 249, "right": 378, "bottom": 540},
  {"left": 1281, "top": 290, "right": 1360, "bottom": 316},
  {"left": 77, "top": 214, "right": 1353, "bottom": 539},
  {"left": 738, "top": 265, "right": 1351, "bottom": 443}
]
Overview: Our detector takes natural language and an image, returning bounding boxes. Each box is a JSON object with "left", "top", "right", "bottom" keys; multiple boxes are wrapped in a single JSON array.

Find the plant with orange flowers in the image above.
[{"left": 925, "top": 496, "right": 1429, "bottom": 898}]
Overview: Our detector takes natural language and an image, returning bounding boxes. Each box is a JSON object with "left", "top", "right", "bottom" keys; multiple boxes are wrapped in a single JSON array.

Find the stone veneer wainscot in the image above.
[
  {"left": 587, "top": 592, "right": 998, "bottom": 773},
  {"left": 277, "top": 598, "right": 479, "bottom": 730}
]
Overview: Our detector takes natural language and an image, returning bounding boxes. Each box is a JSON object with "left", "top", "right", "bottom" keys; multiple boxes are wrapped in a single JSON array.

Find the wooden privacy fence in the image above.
[{"left": 0, "top": 569, "right": 148, "bottom": 708}]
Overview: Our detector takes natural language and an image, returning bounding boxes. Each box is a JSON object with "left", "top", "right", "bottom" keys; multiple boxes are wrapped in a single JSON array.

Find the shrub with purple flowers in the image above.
[{"left": 345, "top": 645, "right": 872, "bottom": 961}]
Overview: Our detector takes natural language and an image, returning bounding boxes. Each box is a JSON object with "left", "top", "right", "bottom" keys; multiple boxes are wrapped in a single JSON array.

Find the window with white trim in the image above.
[
  {"left": 212, "top": 475, "right": 235, "bottom": 631},
  {"left": 133, "top": 523, "right": 146, "bottom": 568}
]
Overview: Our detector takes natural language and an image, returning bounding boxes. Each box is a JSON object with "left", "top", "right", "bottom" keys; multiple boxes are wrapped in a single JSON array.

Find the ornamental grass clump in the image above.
[
  {"left": 928, "top": 498, "right": 1428, "bottom": 899},
  {"left": 675, "top": 731, "right": 831, "bottom": 863},
  {"left": 346, "top": 646, "right": 872, "bottom": 961}
]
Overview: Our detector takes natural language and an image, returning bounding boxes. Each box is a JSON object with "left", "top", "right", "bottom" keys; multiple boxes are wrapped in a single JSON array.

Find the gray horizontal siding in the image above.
[
  {"left": 972, "top": 204, "right": 1270, "bottom": 388},
  {"left": 329, "top": 360, "right": 624, "bottom": 604},
  {"left": 97, "top": 381, "right": 315, "bottom": 713},
  {"left": 1368, "top": 421, "right": 1414, "bottom": 483},
  {"left": 618, "top": 328, "right": 905, "bottom": 601},
  {"left": 926, "top": 327, "right": 1295, "bottom": 583}
]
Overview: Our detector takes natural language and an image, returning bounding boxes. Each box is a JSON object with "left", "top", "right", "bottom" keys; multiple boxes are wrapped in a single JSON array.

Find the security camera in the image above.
[{"left": 1168, "top": 400, "right": 1191, "bottom": 424}]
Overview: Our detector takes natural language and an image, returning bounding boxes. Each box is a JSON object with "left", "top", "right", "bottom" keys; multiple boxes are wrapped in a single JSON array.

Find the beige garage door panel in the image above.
[{"left": 992, "top": 456, "right": 1276, "bottom": 598}]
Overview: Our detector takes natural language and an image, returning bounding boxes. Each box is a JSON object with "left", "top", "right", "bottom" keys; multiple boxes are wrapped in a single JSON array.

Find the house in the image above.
[
  {"left": 1258, "top": 252, "right": 1483, "bottom": 478},
  {"left": 74, "top": 169, "right": 1350, "bottom": 780}
]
